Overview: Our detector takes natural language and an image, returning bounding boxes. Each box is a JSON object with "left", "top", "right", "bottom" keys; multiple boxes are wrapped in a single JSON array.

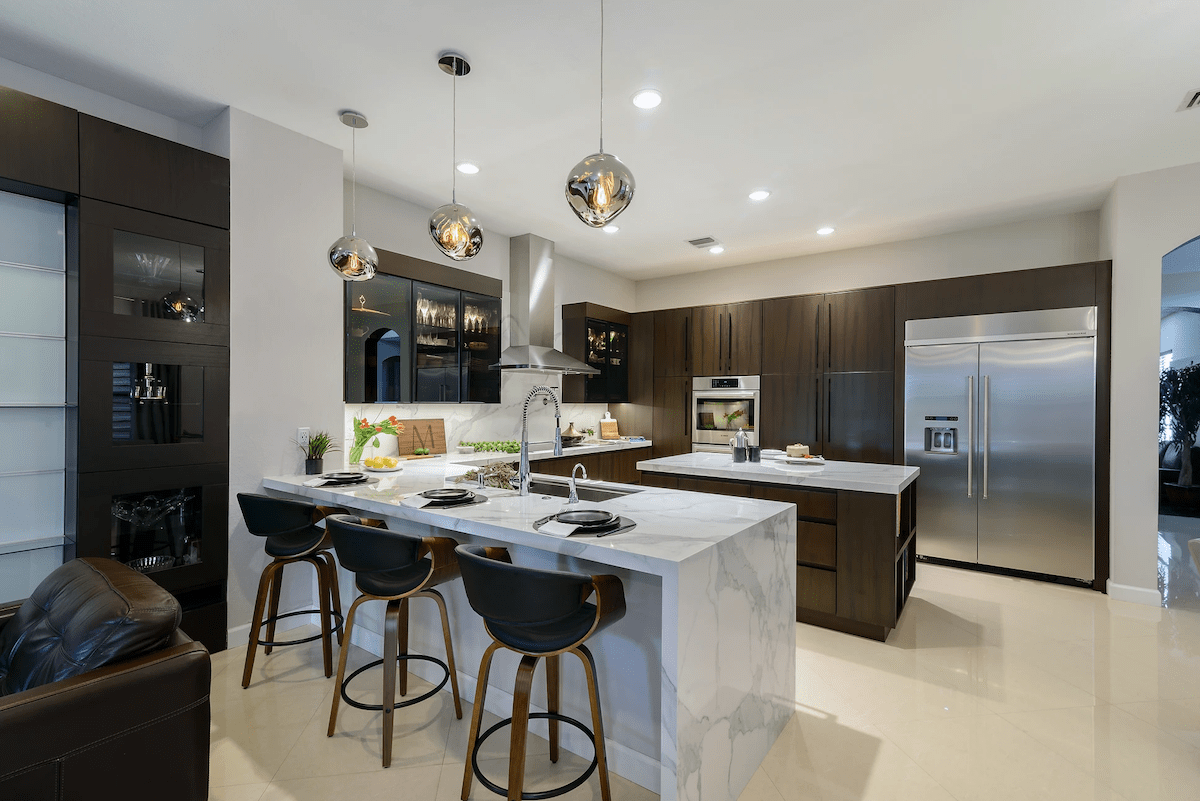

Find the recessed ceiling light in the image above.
[
  {"left": 632, "top": 89, "right": 662, "bottom": 109},
  {"left": 748, "top": 190, "right": 770, "bottom": 202},
  {"left": 603, "top": 225, "right": 620, "bottom": 233},
  {"left": 456, "top": 162, "right": 480, "bottom": 175},
  {"left": 709, "top": 245, "right": 725, "bottom": 255},
  {"left": 817, "top": 227, "right": 835, "bottom": 236}
]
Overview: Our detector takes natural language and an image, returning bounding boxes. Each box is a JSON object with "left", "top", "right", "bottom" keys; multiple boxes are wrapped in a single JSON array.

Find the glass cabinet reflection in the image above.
[
  {"left": 413, "top": 282, "right": 461, "bottom": 403},
  {"left": 462, "top": 292, "right": 500, "bottom": 403},
  {"left": 344, "top": 275, "right": 412, "bottom": 403},
  {"left": 112, "top": 230, "right": 205, "bottom": 322},
  {"left": 583, "top": 319, "right": 629, "bottom": 402},
  {"left": 111, "top": 362, "right": 205, "bottom": 444}
]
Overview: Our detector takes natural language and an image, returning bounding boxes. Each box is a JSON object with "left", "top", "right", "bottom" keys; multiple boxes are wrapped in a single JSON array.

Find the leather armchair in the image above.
[{"left": 0, "top": 558, "right": 211, "bottom": 801}]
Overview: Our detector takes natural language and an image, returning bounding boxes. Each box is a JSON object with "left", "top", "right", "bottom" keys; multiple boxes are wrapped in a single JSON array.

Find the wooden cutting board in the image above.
[
  {"left": 394, "top": 419, "right": 447, "bottom": 456},
  {"left": 600, "top": 419, "right": 620, "bottom": 439}
]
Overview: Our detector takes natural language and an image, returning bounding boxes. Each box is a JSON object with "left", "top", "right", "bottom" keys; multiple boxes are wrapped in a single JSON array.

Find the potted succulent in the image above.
[
  {"left": 350, "top": 415, "right": 405, "bottom": 465},
  {"left": 299, "top": 431, "right": 339, "bottom": 475}
]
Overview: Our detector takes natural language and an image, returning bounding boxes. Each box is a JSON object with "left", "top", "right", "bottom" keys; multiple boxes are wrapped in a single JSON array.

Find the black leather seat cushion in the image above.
[
  {"left": 0, "top": 558, "right": 181, "bottom": 696},
  {"left": 356, "top": 560, "right": 432, "bottom": 598},
  {"left": 487, "top": 603, "right": 598, "bottom": 654},
  {"left": 264, "top": 530, "right": 328, "bottom": 558}
]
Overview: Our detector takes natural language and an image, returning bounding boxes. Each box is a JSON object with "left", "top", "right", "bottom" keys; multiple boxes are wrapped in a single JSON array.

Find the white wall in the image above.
[
  {"left": 1161, "top": 311, "right": 1200, "bottom": 369},
  {"left": 224, "top": 109, "right": 345, "bottom": 639},
  {"left": 1105, "top": 160, "right": 1200, "bottom": 605},
  {"left": 0, "top": 55, "right": 205, "bottom": 150},
  {"left": 636, "top": 211, "right": 1100, "bottom": 311}
]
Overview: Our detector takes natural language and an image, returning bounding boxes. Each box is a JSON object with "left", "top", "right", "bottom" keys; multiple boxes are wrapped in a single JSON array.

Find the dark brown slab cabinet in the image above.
[
  {"left": 692, "top": 301, "right": 761, "bottom": 377},
  {"left": 639, "top": 470, "right": 918, "bottom": 641}
]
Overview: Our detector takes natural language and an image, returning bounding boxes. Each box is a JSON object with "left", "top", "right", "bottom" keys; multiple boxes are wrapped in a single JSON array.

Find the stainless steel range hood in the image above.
[{"left": 492, "top": 233, "right": 599, "bottom": 375}]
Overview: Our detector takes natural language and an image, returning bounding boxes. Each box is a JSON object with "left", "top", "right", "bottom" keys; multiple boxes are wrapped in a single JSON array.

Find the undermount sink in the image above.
[{"left": 526, "top": 478, "right": 641, "bottom": 503}]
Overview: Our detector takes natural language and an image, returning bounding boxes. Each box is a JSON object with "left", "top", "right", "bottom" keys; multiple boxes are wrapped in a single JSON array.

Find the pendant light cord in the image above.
[
  {"left": 351, "top": 126, "right": 358, "bottom": 236},
  {"left": 599, "top": 0, "right": 605, "bottom": 154},
  {"left": 452, "top": 69, "right": 457, "bottom": 205}
]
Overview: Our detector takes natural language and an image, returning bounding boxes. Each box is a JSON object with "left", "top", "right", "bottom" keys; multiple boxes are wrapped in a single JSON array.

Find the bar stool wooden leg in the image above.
[
  {"left": 423, "top": 589, "right": 463, "bottom": 718},
  {"left": 310, "top": 556, "right": 333, "bottom": 678},
  {"left": 242, "top": 561, "right": 281, "bottom": 688},
  {"left": 546, "top": 653, "right": 560, "bottom": 763},
  {"left": 328, "top": 596, "right": 367, "bottom": 737},
  {"left": 462, "top": 642, "right": 502, "bottom": 801},
  {"left": 574, "top": 645, "right": 612, "bottom": 801},
  {"left": 263, "top": 565, "right": 284, "bottom": 655},
  {"left": 508, "top": 654, "right": 539, "bottom": 801},
  {"left": 382, "top": 598, "right": 402, "bottom": 768},
  {"left": 321, "top": 551, "right": 345, "bottom": 646},
  {"left": 397, "top": 597, "right": 410, "bottom": 697}
]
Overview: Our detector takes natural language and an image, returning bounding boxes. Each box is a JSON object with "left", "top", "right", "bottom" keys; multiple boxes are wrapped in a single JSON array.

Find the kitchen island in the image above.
[
  {"left": 262, "top": 459, "right": 794, "bottom": 801},
  {"left": 638, "top": 452, "right": 919, "bottom": 641}
]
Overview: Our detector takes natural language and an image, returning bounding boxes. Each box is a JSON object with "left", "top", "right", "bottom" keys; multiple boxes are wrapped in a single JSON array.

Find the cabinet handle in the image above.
[
  {"left": 727, "top": 312, "right": 733, "bottom": 372},
  {"left": 684, "top": 315, "right": 690, "bottom": 373},
  {"left": 982, "top": 374, "right": 990, "bottom": 499},
  {"left": 718, "top": 311, "right": 724, "bottom": 373},
  {"left": 815, "top": 375, "right": 821, "bottom": 446},
  {"left": 826, "top": 376, "right": 832, "bottom": 452},
  {"left": 685, "top": 389, "right": 690, "bottom": 438}
]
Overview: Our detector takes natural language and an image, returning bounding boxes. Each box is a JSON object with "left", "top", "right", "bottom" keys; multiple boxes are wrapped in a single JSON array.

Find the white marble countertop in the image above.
[
  {"left": 352, "top": 438, "right": 653, "bottom": 471},
  {"left": 263, "top": 457, "right": 788, "bottom": 576},
  {"left": 636, "top": 451, "right": 919, "bottom": 494}
]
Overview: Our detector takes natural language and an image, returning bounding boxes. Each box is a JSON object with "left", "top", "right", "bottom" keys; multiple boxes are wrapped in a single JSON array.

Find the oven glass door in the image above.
[{"left": 693, "top": 390, "right": 758, "bottom": 446}]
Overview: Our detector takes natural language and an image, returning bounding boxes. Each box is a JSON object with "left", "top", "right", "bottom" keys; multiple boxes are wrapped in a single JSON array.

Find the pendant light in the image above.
[
  {"left": 328, "top": 111, "right": 378, "bottom": 282},
  {"left": 429, "top": 53, "right": 483, "bottom": 261},
  {"left": 565, "top": 0, "right": 635, "bottom": 227},
  {"left": 162, "top": 241, "right": 202, "bottom": 322}
]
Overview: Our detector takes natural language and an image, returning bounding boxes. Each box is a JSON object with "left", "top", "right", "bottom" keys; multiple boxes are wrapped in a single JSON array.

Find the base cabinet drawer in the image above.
[
  {"left": 797, "top": 565, "right": 836, "bottom": 615},
  {"left": 798, "top": 521, "right": 837, "bottom": 569}
]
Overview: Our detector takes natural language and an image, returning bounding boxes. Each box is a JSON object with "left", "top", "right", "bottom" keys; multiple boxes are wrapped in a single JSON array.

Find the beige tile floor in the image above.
[{"left": 210, "top": 564, "right": 1200, "bottom": 801}]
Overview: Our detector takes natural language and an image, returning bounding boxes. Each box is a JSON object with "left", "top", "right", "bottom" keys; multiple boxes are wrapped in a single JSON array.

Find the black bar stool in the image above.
[
  {"left": 324, "top": 514, "right": 464, "bottom": 768},
  {"left": 236, "top": 493, "right": 347, "bottom": 688},
  {"left": 455, "top": 545, "right": 627, "bottom": 801}
]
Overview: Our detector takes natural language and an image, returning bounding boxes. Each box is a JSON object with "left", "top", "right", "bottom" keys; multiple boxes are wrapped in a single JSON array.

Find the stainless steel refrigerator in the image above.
[{"left": 904, "top": 307, "right": 1096, "bottom": 582}]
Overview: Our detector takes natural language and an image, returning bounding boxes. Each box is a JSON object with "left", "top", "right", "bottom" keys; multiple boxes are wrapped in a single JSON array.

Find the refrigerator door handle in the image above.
[
  {"left": 967, "top": 375, "right": 974, "bottom": 498},
  {"left": 982, "top": 374, "right": 990, "bottom": 499}
]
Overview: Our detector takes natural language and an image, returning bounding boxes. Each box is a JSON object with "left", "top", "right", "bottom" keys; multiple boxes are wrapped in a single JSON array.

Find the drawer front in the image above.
[
  {"left": 676, "top": 476, "right": 752, "bottom": 497},
  {"left": 797, "top": 565, "right": 836, "bottom": 616},
  {"left": 752, "top": 484, "right": 837, "bottom": 522},
  {"left": 798, "top": 520, "right": 837, "bottom": 569},
  {"left": 639, "top": 471, "right": 678, "bottom": 489}
]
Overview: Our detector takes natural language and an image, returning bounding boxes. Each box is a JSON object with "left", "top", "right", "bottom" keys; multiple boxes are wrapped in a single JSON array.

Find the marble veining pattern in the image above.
[
  {"left": 639, "top": 452, "right": 919, "bottom": 494},
  {"left": 262, "top": 465, "right": 796, "bottom": 801}
]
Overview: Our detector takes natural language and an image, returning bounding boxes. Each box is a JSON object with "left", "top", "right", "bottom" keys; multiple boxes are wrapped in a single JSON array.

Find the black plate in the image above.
[
  {"left": 420, "top": 488, "right": 473, "bottom": 501},
  {"left": 554, "top": 509, "right": 618, "bottom": 529},
  {"left": 320, "top": 472, "right": 367, "bottom": 484}
]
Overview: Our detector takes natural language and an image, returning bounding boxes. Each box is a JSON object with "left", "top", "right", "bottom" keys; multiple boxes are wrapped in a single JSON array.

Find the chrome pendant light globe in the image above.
[
  {"left": 163, "top": 290, "right": 202, "bottom": 322},
  {"left": 328, "top": 110, "right": 378, "bottom": 282},
  {"left": 429, "top": 53, "right": 483, "bottom": 261},
  {"left": 429, "top": 202, "right": 483, "bottom": 261},
  {"left": 565, "top": 151, "right": 635, "bottom": 227},
  {"left": 565, "top": 0, "right": 635, "bottom": 227},
  {"left": 328, "top": 235, "right": 378, "bottom": 281}
]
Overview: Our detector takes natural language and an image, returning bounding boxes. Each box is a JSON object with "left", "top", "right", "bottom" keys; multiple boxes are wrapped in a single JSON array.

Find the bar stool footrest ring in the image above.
[
  {"left": 255, "top": 608, "right": 344, "bottom": 648},
  {"left": 471, "top": 712, "right": 599, "bottom": 800},
  {"left": 340, "top": 654, "right": 450, "bottom": 711}
]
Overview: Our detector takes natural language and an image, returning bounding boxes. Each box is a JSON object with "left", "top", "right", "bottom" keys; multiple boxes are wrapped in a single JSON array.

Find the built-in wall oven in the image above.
[{"left": 692, "top": 376, "right": 760, "bottom": 453}]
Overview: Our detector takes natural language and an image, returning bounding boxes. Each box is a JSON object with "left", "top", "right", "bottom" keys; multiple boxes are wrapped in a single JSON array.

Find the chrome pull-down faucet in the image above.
[
  {"left": 568, "top": 463, "right": 587, "bottom": 504},
  {"left": 518, "top": 385, "right": 563, "bottom": 496}
]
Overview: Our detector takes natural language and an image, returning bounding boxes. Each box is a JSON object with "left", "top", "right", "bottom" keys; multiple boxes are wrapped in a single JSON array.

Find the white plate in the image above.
[
  {"left": 781, "top": 456, "right": 825, "bottom": 465},
  {"left": 363, "top": 465, "right": 404, "bottom": 473},
  {"left": 773, "top": 461, "right": 825, "bottom": 472}
]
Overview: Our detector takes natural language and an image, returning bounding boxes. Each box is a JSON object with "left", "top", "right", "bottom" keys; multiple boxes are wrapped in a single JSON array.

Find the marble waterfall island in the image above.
[{"left": 263, "top": 464, "right": 796, "bottom": 801}]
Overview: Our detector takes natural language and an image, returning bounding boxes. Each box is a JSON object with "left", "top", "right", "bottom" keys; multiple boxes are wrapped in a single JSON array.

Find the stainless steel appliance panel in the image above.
[
  {"left": 905, "top": 344, "right": 979, "bottom": 563},
  {"left": 977, "top": 338, "right": 1095, "bottom": 580},
  {"left": 692, "top": 375, "right": 760, "bottom": 450}
]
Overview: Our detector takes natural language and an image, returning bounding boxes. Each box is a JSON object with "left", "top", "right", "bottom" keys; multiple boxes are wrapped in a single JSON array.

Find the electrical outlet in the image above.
[{"left": 297, "top": 427, "right": 310, "bottom": 450}]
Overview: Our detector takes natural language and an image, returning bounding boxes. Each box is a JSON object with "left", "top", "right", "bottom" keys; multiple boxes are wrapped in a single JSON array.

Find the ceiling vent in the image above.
[
  {"left": 1178, "top": 89, "right": 1200, "bottom": 111},
  {"left": 688, "top": 236, "right": 718, "bottom": 248}
]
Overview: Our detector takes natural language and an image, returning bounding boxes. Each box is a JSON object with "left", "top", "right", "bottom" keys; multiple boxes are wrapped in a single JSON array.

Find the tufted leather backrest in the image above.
[{"left": 0, "top": 557, "right": 181, "bottom": 696}]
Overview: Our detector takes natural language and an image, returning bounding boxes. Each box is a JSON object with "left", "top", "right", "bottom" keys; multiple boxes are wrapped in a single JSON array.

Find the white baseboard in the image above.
[
  {"left": 347, "top": 625, "right": 661, "bottom": 793},
  {"left": 1106, "top": 580, "right": 1163, "bottom": 606}
]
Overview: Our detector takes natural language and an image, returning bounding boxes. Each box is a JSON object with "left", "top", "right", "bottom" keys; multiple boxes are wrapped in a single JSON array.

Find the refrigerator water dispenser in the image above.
[{"left": 924, "top": 427, "right": 957, "bottom": 454}]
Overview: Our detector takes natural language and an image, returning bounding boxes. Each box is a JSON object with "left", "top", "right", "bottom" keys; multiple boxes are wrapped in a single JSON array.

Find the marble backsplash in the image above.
[{"left": 343, "top": 371, "right": 610, "bottom": 464}]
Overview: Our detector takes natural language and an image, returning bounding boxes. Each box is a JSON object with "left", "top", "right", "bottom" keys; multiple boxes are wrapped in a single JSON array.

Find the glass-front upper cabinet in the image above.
[
  {"left": 344, "top": 274, "right": 412, "bottom": 404},
  {"left": 462, "top": 292, "right": 500, "bottom": 403},
  {"left": 583, "top": 319, "right": 629, "bottom": 403},
  {"left": 413, "top": 282, "right": 461, "bottom": 403},
  {"left": 80, "top": 198, "right": 229, "bottom": 346}
]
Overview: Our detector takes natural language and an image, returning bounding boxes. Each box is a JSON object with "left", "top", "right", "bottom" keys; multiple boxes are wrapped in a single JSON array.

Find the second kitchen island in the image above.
[{"left": 638, "top": 452, "right": 919, "bottom": 641}]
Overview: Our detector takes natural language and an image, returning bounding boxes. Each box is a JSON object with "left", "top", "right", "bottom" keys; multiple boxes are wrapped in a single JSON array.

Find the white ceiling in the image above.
[{"left": 1, "top": 1, "right": 1199, "bottom": 280}]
